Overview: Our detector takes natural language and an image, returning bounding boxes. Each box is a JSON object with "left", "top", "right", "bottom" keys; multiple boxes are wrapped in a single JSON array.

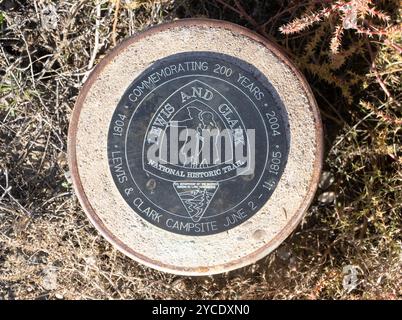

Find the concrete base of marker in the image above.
[{"left": 68, "top": 19, "right": 323, "bottom": 275}]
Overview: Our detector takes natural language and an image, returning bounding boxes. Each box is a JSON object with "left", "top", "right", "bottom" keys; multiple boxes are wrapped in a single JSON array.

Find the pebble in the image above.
[
  {"left": 319, "top": 171, "right": 335, "bottom": 190},
  {"left": 318, "top": 191, "right": 336, "bottom": 204}
]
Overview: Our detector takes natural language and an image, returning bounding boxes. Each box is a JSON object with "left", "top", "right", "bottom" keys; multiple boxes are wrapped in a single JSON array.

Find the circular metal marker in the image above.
[
  {"left": 68, "top": 19, "right": 323, "bottom": 275},
  {"left": 109, "top": 51, "right": 289, "bottom": 236}
]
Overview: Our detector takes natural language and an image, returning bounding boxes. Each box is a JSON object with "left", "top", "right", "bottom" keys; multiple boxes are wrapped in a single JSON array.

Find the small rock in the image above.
[
  {"left": 319, "top": 171, "right": 335, "bottom": 190},
  {"left": 342, "top": 5, "right": 358, "bottom": 30},
  {"left": 318, "top": 191, "right": 336, "bottom": 205},
  {"left": 42, "top": 267, "right": 58, "bottom": 291},
  {"left": 84, "top": 255, "right": 96, "bottom": 266},
  {"left": 41, "top": 4, "right": 58, "bottom": 30},
  {"left": 342, "top": 265, "right": 363, "bottom": 293},
  {"left": 57, "top": 152, "right": 68, "bottom": 168},
  {"left": 171, "top": 279, "right": 187, "bottom": 291},
  {"left": 276, "top": 246, "right": 291, "bottom": 261},
  {"left": 64, "top": 171, "right": 72, "bottom": 184}
]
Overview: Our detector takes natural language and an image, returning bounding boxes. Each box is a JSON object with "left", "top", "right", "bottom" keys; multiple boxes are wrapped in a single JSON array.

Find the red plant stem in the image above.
[
  {"left": 366, "top": 41, "right": 400, "bottom": 106},
  {"left": 214, "top": 0, "right": 270, "bottom": 38},
  {"left": 234, "top": 0, "right": 259, "bottom": 28},
  {"left": 384, "top": 40, "right": 402, "bottom": 55},
  {"left": 263, "top": 0, "right": 344, "bottom": 29},
  {"left": 213, "top": 0, "right": 243, "bottom": 18},
  {"left": 363, "top": 102, "right": 402, "bottom": 126}
]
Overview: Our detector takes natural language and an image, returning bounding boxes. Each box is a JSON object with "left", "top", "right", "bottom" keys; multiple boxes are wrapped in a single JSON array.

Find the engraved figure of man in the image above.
[
  {"left": 169, "top": 106, "right": 220, "bottom": 167},
  {"left": 198, "top": 111, "right": 220, "bottom": 166}
]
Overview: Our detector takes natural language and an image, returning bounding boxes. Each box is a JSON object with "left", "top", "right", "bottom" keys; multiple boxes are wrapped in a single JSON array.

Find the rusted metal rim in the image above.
[{"left": 67, "top": 18, "right": 323, "bottom": 275}]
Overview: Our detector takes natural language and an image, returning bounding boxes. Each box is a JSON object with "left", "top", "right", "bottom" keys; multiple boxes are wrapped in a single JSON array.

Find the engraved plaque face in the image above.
[
  {"left": 70, "top": 20, "right": 322, "bottom": 275},
  {"left": 107, "top": 52, "right": 289, "bottom": 236}
]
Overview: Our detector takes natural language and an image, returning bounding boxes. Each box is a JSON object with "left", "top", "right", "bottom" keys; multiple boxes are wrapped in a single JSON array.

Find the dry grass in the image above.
[{"left": 0, "top": 0, "right": 401, "bottom": 299}]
